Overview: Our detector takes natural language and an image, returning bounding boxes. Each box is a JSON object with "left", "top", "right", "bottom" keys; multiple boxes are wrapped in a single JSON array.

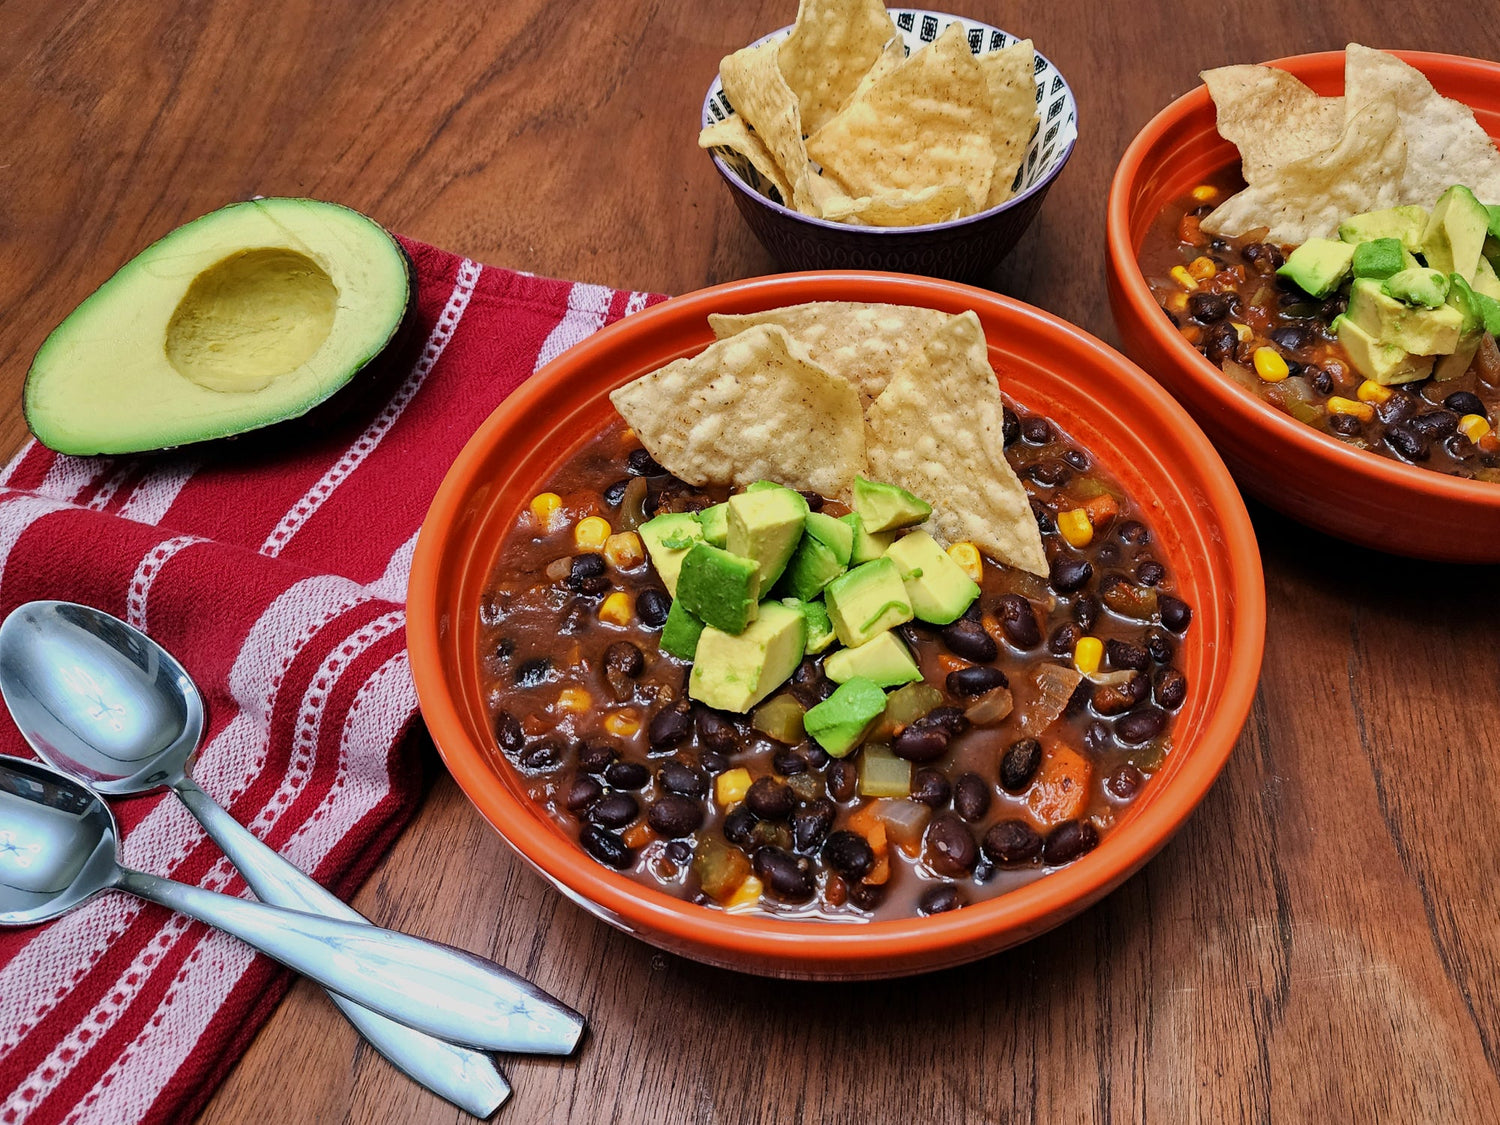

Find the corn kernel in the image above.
[
  {"left": 724, "top": 875, "right": 763, "bottom": 912},
  {"left": 1356, "top": 379, "right": 1393, "bottom": 405},
  {"left": 1170, "top": 265, "right": 1198, "bottom": 291},
  {"left": 598, "top": 591, "right": 633, "bottom": 626},
  {"left": 1187, "top": 256, "right": 1217, "bottom": 280},
  {"left": 1165, "top": 291, "right": 1190, "bottom": 314},
  {"left": 603, "top": 531, "right": 644, "bottom": 569},
  {"left": 603, "top": 709, "right": 640, "bottom": 738},
  {"left": 1327, "top": 396, "right": 1375, "bottom": 422},
  {"left": 1232, "top": 322, "right": 1252, "bottom": 342},
  {"left": 529, "top": 492, "right": 563, "bottom": 529},
  {"left": 715, "top": 767, "right": 752, "bottom": 806},
  {"left": 1057, "top": 508, "right": 1093, "bottom": 548},
  {"left": 1458, "top": 413, "right": 1492, "bottom": 443},
  {"left": 1190, "top": 184, "right": 1218, "bottom": 203},
  {"left": 555, "top": 687, "right": 590, "bottom": 712},
  {"left": 1252, "top": 347, "right": 1289, "bottom": 382},
  {"left": 947, "top": 541, "right": 982, "bottom": 583},
  {"left": 574, "top": 516, "right": 611, "bottom": 551},
  {"left": 1073, "top": 636, "right": 1104, "bottom": 676}
]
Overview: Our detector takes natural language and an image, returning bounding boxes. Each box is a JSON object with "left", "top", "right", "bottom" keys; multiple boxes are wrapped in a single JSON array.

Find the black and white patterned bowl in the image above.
[{"left": 701, "top": 10, "right": 1078, "bottom": 283}]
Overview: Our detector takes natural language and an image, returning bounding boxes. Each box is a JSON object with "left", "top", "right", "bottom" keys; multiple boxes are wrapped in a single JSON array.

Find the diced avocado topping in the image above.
[
  {"left": 1336, "top": 316, "right": 1437, "bottom": 385},
  {"left": 851, "top": 476, "right": 932, "bottom": 533},
  {"left": 839, "top": 511, "right": 897, "bottom": 564},
  {"left": 688, "top": 601, "right": 807, "bottom": 713},
  {"left": 1473, "top": 255, "right": 1500, "bottom": 302},
  {"left": 823, "top": 630, "right": 921, "bottom": 688},
  {"left": 882, "top": 530, "right": 980, "bottom": 625},
  {"left": 804, "top": 510, "right": 854, "bottom": 565},
  {"left": 675, "top": 542, "right": 760, "bottom": 633},
  {"left": 1452, "top": 274, "right": 1500, "bottom": 335},
  {"left": 1382, "top": 267, "right": 1450, "bottom": 309},
  {"left": 823, "top": 557, "right": 914, "bottom": 647},
  {"left": 660, "top": 599, "right": 705, "bottom": 661},
  {"left": 1276, "top": 237, "right": 1354, "bottom": 298},
  {"left": 1338, "top": 205, "right": 1429, "bottom": 251},
  {"left": 638, "top": 512, "right": 705, "bottom": 596},
  {"left": 1346, "top": 278, "right": 1463, "bottom": 356},
  {"left": 780, "top": 532, "right": 846, "bottom": 602},
  {"left": 726, "top": 483, "right": 809, "bottom": 589},
  {"left": 695, "top": 502, "right": 728, "bottom": 547},
  {"left": 803, "top": 676, "right": 888, "bottom": 757},
  {"left": 1420, "top": 185, "right": 1490, "bottom": 282},
  {"left": 1351, "top": 237, "right": 1407, "bottom": 281},
  {"left": 781, "top": 597, "right": 836, "bottom": 654}
]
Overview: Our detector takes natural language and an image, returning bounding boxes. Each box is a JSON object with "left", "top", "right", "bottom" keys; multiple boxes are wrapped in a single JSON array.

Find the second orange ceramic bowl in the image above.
[
  {"left": 1107, "top": 50, "right": 1500, "bottom": 563},
  {"left": 408, "top": 272, "right": 1265, "bottom": 979}
]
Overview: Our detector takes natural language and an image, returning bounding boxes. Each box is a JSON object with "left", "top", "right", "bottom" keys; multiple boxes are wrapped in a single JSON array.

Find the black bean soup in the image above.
[
  {"left": 1142, "top": 171, "right": 1500, "bottom": 480},
  {"left": 478, "top": 411, "right": 1192, "bottom": 922}
]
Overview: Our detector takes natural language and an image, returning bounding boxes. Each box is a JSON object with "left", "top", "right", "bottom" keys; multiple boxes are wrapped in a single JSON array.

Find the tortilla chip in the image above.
[
  {"left": 699, "top": 113, "right": 794, "bottom": 204},
  {"left": 777, "top": 0, "right": 898, "bottom": 135},
  {"left": 1344, "top": 43, "right": 1500, "bottom": 205},
  {"left": 1201, "top": 95, "right": 1407, "bottom": 243},
  {"left": 609, "top": 324, "right": 864, "bottom": 497},
  {"left": 864, "top": 310, "right": 1047, "bottom": 575},
  {"left": 978, "top": 40, "right": 1039, "bottom": 207},
  {"left": 818, "top": 182, "right": 971, "bottom": 227},
  {"left": 836, "top": 34, "right": 905, "bottom": 117},
  {"left": 806, "top": 22, "right": 995, "bottom": 213},
  {"left": 720, "top": 42, "right": 817, "bottom": 214},
  {"left": 707, "top": 301, "right": 950, "bottom": 401},
  {"left": 1201, "top": 64, "right": 1346, "bottom": 186}
]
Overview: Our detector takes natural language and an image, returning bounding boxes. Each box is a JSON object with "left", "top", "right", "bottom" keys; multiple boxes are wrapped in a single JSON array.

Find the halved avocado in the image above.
[{"left": 24, "top": 197, "right": 414, "bottom": 455}]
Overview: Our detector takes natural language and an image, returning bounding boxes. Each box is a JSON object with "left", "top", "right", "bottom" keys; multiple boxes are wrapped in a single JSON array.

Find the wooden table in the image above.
[{"left": 4, "top": 1, "right": 1499, "bottom": 1120}]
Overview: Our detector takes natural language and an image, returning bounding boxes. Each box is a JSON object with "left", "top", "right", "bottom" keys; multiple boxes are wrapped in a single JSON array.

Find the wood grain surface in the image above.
[{"left": 3, "top": 1, "right": 1499, "bottom": 1121}]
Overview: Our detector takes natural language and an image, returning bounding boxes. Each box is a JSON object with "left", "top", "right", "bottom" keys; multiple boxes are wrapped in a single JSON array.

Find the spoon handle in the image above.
[
  {"left": 114, "top": 866, "right": 585, "bottom": 1056},
  {"left": 173, "top": 779, "right": 514, "bottom": 1115}
]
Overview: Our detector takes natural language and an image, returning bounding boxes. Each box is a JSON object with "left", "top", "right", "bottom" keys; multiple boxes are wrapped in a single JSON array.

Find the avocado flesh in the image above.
[{"left": 25, "top": 198, "right": 412, "bottom": 455}]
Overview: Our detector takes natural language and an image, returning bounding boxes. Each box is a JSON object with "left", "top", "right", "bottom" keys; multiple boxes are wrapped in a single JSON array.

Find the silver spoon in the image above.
[{"left": 0, "top": 603, "right": 584, "bottom": 1103}]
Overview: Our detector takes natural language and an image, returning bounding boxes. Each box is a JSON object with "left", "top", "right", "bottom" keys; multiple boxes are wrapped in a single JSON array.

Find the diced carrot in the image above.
[
  {"left": 935, "top": 653, "right": 969, "bottom": 676},
  {"left": 1026, "top": 740, "right": 1094, "bottom": 825},
  {"left": 1083, "top": 493, "right": 1119, "bottom": 529},
  {"left": 1177, "top": 213, "right": 1204, "bottom": 245},
  {"left": 865, "top": 851, "right": 891, "bottom": 885},
  {"left": 622, "top": 822, "right": 653, "bottom": 849},
  {"left": 981, "top": 613, "right": 1007, "bottom": 646},
  {"left": 847, "top": 801, "right": 883, "bottom": 838}
]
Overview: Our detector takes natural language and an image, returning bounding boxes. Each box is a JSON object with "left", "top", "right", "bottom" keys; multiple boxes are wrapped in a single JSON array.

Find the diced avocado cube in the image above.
[
  {"left": 882, "top": 530, "right": 980, "bottom": 625},
  {"left": 1339, "top": 205, "right": 1429, "bottom": 251},
  {"left": 1473, "top": 255, "right": 1500, "bottom": 302},
  {"left": 839, "top": 512, "right": 897, "bottom": 564},
  {"left": 638, "top": 512, "right": 705, "bottom": 596},
  {"left": 1352, "top": 237, "right": 1407, "bottom": 281},
  {"left": 804, "top": 510, "right": 854, "bottom": 565},
  {"left": 1420, "top": 185, "right": 1490, "bottom": 282},
  {"left": 1348, "top": 278, "right": 1463, "bottom": 355},
  {"left": 676, "top": 542, "right": 760, "bottom": 633},
  {"left": 781, "top": 597, "right": 836, "bottom": 654},
  {"left": 823, "top": 630, "right": 921, "bottom": 688},
  {"left": 1449, "top": 274, "right": 1500, "bottom": 335},
  {"left": 823, "top": 557, "right": 914, "bottom": 648},
  {"left": 660, "top": 599, "right": 705, "bottom": 661},
  {"left": 1276, "top": 237, "right": 1354, "bottom": 298},
  {"left": 1382, "top": 268, "right": 1450, "bottom": 309},
  {"left": 802, "top": 676, "right": 888, "bottom": 757},
  {"left": 746, "top": 480, "right": 781, "bottom": 492},
  {"left": 726, "top": 483, "right": 809, "bottom": 589},
  {"left": 688, "top": 601, "right": 807, "bottom": 713},
  {"left": 695, "top": 502, "right": 729, "bottom": 547},
  {"left": 1434, "top": 333, "right": 1482, "bottom": 381},
  {"left": 1484, "top": 204, "right": 1500, "bottom": 270},
  {"left": 781, "top": 533, "right": 846, "bottom": 602},
  {"left": 1336, "top": 316, "right": 1436, "bottom": 385},
  {"left": 851, "top": 476, "right": 932, "bottom": 533}
]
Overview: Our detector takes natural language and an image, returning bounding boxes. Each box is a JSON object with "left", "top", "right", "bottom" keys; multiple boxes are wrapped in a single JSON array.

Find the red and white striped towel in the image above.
[{"left": 0, "top": 237, "right": 665, "bottom": 1125}]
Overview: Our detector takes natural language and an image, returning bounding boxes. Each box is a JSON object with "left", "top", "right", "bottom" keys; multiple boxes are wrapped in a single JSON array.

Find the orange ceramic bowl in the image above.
[
  {"left": 408, "top": 272, "right": 1265, "bottom": 979},
  {"left": 1107, "top": 50, "right": 1500, "bottom": 563}
]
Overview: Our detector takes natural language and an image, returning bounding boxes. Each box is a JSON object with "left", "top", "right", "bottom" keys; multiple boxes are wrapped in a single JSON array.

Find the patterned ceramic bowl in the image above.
[{"left": 701, "top": 10, "right": 1078, "bottom": 283}]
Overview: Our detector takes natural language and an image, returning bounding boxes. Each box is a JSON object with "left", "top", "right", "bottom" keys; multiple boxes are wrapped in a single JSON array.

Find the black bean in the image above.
[
  {"left": 1117, "top": 520, "right": 1149, "bottom": 545},
  {"left": 791, "top": 798, "right": 836, "bottom": 852},
  {"left": 1328, "top": 412, "right": 1362, "bottom": 437},
  {"left": 1084, "top": 719, "right": 1110, "bottom": 751},
  {"left": 893, "top": 716, "right": 952, "bottom": 763},
  {"left": 995, "top": 593, "right": 1041, "bottom": 649},
  {"left": 1105, "top": 638, "right": 1148, "bottom": 671},
  {"left": 828, "top": 760, "right": 859, "bottom": 802},
  {"left": 1106, "top": 765, "right": 1144, "bottom": 801},
  {"left": 982, "top": 819, "right": 1042, "bottom": 865},
  {"left": 1187, "top": 291, "right": 1230, "bottom": 323},
  {"left": 1144, "top": 627, "right": 1174, "bottom": 664},
  {"left": 695, "top": 708, "right": 742, "bottom": 754},
  {"left": 924, "top": 812, "right": 978, "bottom": 876},
  {"left": 1049, "top": 621, "right": 1084, "bottom": 656},
  {"left": 589, "top": 791, "right": 639, "bottom": 828},
  {"left": 911, "top": 768, "right": 952, "bottom": 807},
  {"left": 648, "top": 794, "right": 704, "bottom": 838},
  {"left": 1032, "top": 499, "right": 1056, "bottom": 535},
  {"left": 1020, "top": 416, "right": 1052, "bottom": 444},
  {"left": 1028, "top": 459, "right": 1071, "bottom": 487},
  {"left": 1444, "top": 390, "right": 1487, "bottom": 418},
  {"left": 603, "top": 478, "right": 630, "bottom": 506},
  {"left": 803, "top": 744, "right": 829, "bottom": 770},
  {"left": 627, "top": 448, "right": 664, "bottom": 476},
  {"left": 520, "top": 739, "right": 564, "bottom": 771},
  {"left": 946, "top": 665, "right": 1008, "bottom": 697},
  {"left": 846, "top": 880, "right": 886, "bottom": 911},
  {"left": 1072, "top": 594, "right": 1101, "bottom": 633},
  {"left": 1043, "top": 820, "right": 1100, "bottom": 864},
  {"left": 953, "top": 772, "right": 992, "bottom": 822},
  {"left": 1270, "top": 325, "right": 1311, "bottom": 352},
  {"left": 665, "top": 840, "right": 693, "bottom": 864},
  {"left": 658, "top": 760, "right": 708, "bottom": 798},
  {"left": 1155, "top": 667, "right": 1188, "bottom": 710},
  {"left": 1136, "top": 559, "right": 1166, "bottom": 587},
  {"left": 493, "top": 711, "right": 524, "bottom": 755},
  {"left": 1116, "top": 706, "right": 1169, "bottom": 744},
  {"left": 1310, "top": 366, "right": 1334, "bottom": 395},
  {"left": 580, "top": 825, "right": 634, "bottom": 869},
  {"left": 604, "top": 760, "right": 649, "bottom": 790},
  {"left": 636, "top": 589, "right": 671, "bottom": 628},
  {"left": 1000, "top": 738, "right": 1042, "bottom": 792},
  {"left": 1159, "top": 595, "right": 1192, "bottom": 633},
  {"left": 772, "top": 747, "right": 808, "bottom": 776},
  {"left": 972, "top": 860, "right": 996, "bottom": 884},
  {"left": 940, "top": 618, "right": 998, "bottom": 662},
  {"left": 1049, "top": 555, "right": 1093, "bottom": 593},
  {"left": 699, "top": 749, "right": 729, "bottom": 775},
  {"left": 1241, "top": 242, "right": 1283, "bottom": 271},
  {"left": 823, "top": 830, "right": 874, "bottom": 880},
  {"left": 1092, "top": 672, "right": 1150, "bottom": 716},
  {"left": 567, "top": 553, "right": 606, "bottom": 590},
  {"left": 723, "top": 804, "right": 757, "bottom": 846},
  {"left": 577, "top": 741, "right": 617, "bottom": 773},
  {"left": 926, "top": 706, "right": 970, "bottom": 736},
  {"left": 1385, "top": 422, "right": 1430, "bottom": 462},
  {"left": 1002, "top": 408, "right": 1020, "bottom": 447},
  {"left": 1378, "top": 391, "right": 1420, "bottom": 426},
  {"left": 918, "top": 884, "right": 965, "bottom": 915},
  {"left": 649, "top": 704, "right": 693, "bottom": 748},
  {"left": 515, "top": 658, "right": 552, "bottom": 687},
  {"left": 745, "top": 776, "right": 795, "bottom": 820},
  {"left": 752, "top": 847, "right": 814, "bottom": 900},
  {"left": 1410, "top": 411, "right": 1458, "bottom": 441},
  {"left": 565, "top": 774, "right": 603, "bottom": 813},
  {"left": 604, "top": 641, "right": 645, "bottom": 679},
  {"left": 1204, "top": 321, "right": 1238, "bottom": 366}
]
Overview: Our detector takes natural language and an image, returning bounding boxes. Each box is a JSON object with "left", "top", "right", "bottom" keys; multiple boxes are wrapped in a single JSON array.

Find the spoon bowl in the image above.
[{"left": 0, "top": 755, "right": 120, "bottom": 924}]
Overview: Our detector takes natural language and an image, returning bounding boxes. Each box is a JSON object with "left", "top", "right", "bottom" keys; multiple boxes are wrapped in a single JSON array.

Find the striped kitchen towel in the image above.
[{"left": 0, "top": 237, "right": 665, "bottom": 1125}]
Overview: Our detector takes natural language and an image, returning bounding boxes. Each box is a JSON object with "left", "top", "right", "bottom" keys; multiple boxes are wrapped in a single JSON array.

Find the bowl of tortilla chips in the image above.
[
  {"left": 699, "top": 4, "right": 1077, "bottom": 283},
  {"left": 407, "top": 272, "right": 1264, "bottom": 978},
  {"left": 1107, "top": 48, "right": 1500, "bottom": 562}
]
